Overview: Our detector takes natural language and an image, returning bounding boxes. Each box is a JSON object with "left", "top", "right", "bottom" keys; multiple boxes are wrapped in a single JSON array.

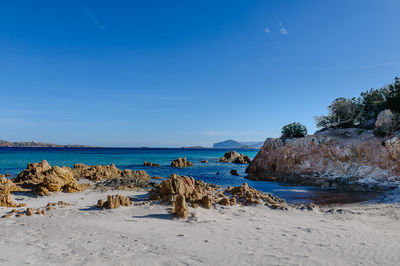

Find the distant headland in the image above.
[{"left": 0, "top": 140, "right": 95, "bottom": 148}]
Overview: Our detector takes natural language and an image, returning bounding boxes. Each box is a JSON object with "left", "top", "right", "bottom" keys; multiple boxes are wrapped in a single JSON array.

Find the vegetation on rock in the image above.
[
  {"left": 315, "top": 77, "right": 400, "bottom": 134},
  {"left": 281, "top": 122, "right": 307, "bottom": 140}
]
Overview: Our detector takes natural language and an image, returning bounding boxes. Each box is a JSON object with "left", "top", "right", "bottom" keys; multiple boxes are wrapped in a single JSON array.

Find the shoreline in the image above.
[{"left": 1, "top": 187, "right": 399, "bottom": 265}]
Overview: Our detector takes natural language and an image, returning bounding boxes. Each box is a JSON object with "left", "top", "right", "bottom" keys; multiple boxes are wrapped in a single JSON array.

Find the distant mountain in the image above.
[
  {"left": 212, "top": 139, "right": 263, "bottom": 149},
  {"left": 240, "top": 141, "right": 264, "bottom": 148},
  {"left": 0, "top": 140, "right": 94, "bottom": 148}
]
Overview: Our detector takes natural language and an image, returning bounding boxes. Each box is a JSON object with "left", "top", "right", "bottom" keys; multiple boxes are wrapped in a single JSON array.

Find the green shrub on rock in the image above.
[
  {"left": 314, "top": 97, "right": 361, "bottom": 129},
  {"left": 281, "top": 122, "right": 307, "bottom": 140},
  {"left": 315, "top": 77, "right": 400, "bottom": 132}
]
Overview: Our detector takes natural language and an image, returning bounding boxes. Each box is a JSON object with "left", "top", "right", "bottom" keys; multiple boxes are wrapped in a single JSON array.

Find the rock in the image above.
[
  {"left": 246, "top": 128, "right": 400, "bottom": 190},
  {"left": 171, "top": 157, "right": 193, "bottom": 168},
  {"left": 218, "top": 196, "right": 230, "bottom": 206},
  {"left": 219, "top": 151, "right": 251, "bottom": 164},
  {"left": 14, "top": 161, "right": 90, "bottom": 195},
  {"left": 72, "top": 163, "right": 122, "bottom": 181},
  {"left": 230, "top": 169, "right": 239, "bottom": 176},
  {"left": 306, "top": 203, "right": 319, "bottom": 211},
  {"left": 98, "top": 170, "right": 151, "bottom": 189},
  {"left": 201, "top": 160, "right": 208, "bottom": 163},
  {"left": 160, "top": 174, "right": 195, "bottom": 199},
  {"left": 57, "top": 201, "right": 71, "bottom": 206},
  {"left": 174, "top": 194, "right": 189, "bottom": 219},
  {"left": 143, "top": 161, "right": 160, "bottom": 167},
  {"left": 375, "top": 109, "right": 396, "bottom": 135},
  {"left": 0, "top": 177, "right": 27, "bottom": 207},
  {"left": 149, "top": 175, "right": 288, "bottom": 212},
  {"left": 151, "top": 176, "right": 164, "bottom": 180},
  {"left": 230, "top": 197, "right": 237, "bottom": 205},
  {"left": 39, "top": 166, "right": 89, "bottom": 195},
  {"left": 201, "top": 195, "right": 213, "bottom": 209},
  {"left": 97, "top": 195, "right": 132, "bottom": 209},
  {"left": 26, "top": 208, "right": 34, "bottom": 216},
  {"left": 150, "top": 174, "right": 216, "bottom": 208},
  {"left": 224, "top": 183, "right": 288, "bottom": 209},
  {"left": 122, "top": 170, "right": 151, "bottom": 187},
  {"left": 5, "top": 173, "right": 11, "bottom": 177},
  {"left": 14, "top": 160, "right": 51, "bottom": 184}
]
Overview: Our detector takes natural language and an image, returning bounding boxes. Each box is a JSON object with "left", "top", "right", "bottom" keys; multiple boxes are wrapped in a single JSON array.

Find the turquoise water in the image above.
[{"left": 0, "top": 147, "right": 380, "bottom": 204}]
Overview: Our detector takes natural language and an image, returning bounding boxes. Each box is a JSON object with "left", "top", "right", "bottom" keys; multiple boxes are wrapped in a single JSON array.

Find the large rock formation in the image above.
[
  {"left": 14, "top": 161, "right": 90, "bottom": 195},
  {"left": 73, "top": 164, "right": 151, "bottom": 188},
  {"left": 14, "top": 160, "right": 52, "bottom": 184},
  {"left": 219, "top": 151, "right": 251, "bottom": 164},
  {"left": 171, "top": 158, "right": 193, "bottom": 168},
  {"left": 72, "top": 163, "right": 122, "bottom": 181},
  {"left": 246, "top": 128, "right": 400, "bottom": 190},
  {"left": 39, "top": 166, "right": 90, "bottom": 196}
]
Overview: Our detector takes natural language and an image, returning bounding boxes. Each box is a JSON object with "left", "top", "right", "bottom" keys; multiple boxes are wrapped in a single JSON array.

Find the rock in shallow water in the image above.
[
  {"left": 143, "top": 161, "right": 160, "bottom": 167},
  {"left": 230, "top": 169, "right": 239, "bottom": 176},
  {"left": 219, "top": 151, "right": 251, "bottom": 164},
  {"left": 171, "top": 157, "right": 193, "bottom": 168}
]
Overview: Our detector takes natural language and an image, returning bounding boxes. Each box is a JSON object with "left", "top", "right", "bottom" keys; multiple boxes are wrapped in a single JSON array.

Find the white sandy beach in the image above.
[{"left": 1, "top": 189, "right": 399, "bottom": 266}]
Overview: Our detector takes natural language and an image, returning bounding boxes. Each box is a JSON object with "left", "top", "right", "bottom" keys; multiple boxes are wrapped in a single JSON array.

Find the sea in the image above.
[{"left": 0, "top": 147, "right": 380, "bottom": 204}]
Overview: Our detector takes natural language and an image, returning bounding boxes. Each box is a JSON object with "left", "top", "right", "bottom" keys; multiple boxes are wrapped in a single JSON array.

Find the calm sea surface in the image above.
[{"left": 0, "top": 147, "right": 380, "bottom": 204}]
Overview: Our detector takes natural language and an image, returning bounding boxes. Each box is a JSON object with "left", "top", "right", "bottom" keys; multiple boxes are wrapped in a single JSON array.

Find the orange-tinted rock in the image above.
[
  {"left": 39, "top": 166, "right": 89, "bottom": 194},
  {"left": 97, "top": 195, "right": 132, "bottom": 209},
  {"left": 224, "top": 183, "right": 288, "bottom": 209},
  {"left": 14, "top": 161, "right": 90, "bottom": 196},
  {"left": 201, "top": 195, "right": 213, "bottom": 209},
  {"left": 26, "top": 208, "right": 34, "bottom": 216},
  {"left": 174, "top": 194, "right": 189, "bottom": 219},
  {"left": 0, "top": 177, "right": 26, "bottom": 207},
  {"left": 14, "top": 160, "right": 51, "bottom": 184},
  {"left": 218, "top": 196, "right": 230, "bottom": 206},
  {"left": 72, "top": 163, "right": 122, "bottom": 181}
]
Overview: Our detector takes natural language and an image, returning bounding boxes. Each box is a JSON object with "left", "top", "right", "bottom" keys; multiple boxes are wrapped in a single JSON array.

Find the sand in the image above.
[{"left": 1, "top": 189, "right": 400, "bottom": 265}]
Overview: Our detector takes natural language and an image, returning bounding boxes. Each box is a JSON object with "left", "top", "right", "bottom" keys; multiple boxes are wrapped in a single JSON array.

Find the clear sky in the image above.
[{"left": 1, "top": 0, "right": 400, "bottom": 147}]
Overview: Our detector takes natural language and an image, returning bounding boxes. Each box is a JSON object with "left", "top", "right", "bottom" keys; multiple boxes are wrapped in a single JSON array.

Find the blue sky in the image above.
[{"left": 1, "top": 0, "right": 399, "bottom": 147}]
